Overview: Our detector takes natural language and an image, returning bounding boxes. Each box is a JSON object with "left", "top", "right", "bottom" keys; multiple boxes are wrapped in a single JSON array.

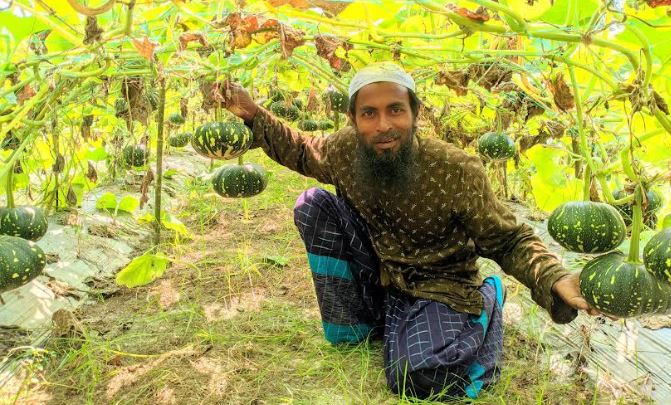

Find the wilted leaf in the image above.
[
  {"left": 132, "top": 36, "right": 159, "bottom": 61},
  {"left": 86, "top": 161, "right": 98, "bottom": 183},
  {"left": 84, "top": 16, "right": 103, "bottom": 45},
  {"left": 448, "top": 4, "right": 490, "bottom": 22},
  {"left": 139, "top": 168, "right": 154, "bottom": 209},
  {"left": 66, "top": 185, "right": 78, "bottom": 206},
  {"left": 436, "top": 69, "right": 469, "bottom": 95},
  {"left": 647, "top": 0, "right": 671, "bottom": 7},
  {"left": 546, "top": 72, "right": 575, "bottom": 112},
  {"left": 314, "top": 34, "right": 352, "bottom": 72},
  {"left": 52, "top": 153, "right": 65, "bottom": 173},
  {"left": 178, "top": 32, "right": 208, "bottom": 52},
  {"left": 115, "top": 252, "right": 170, "bottom": 288}
]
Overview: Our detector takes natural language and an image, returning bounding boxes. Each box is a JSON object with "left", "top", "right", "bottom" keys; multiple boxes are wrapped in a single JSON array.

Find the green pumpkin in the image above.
[
  {"left": 0, "top": 206, "right": 48, "bottom": 241},
  {"left": 548, "top": 201, "right": 626, "bottom": 253},
  {"left": 325, "top": 88, "right": 348, "bottom": 113},
  {"left": 477, "top": 131, "right": 517, "bottom": 161},
  {"left": 191, "top": 121, "right": 253, "bottom": 160},
  {"left": 318, "top": 120, "right": 334, "bottom": 131},
  {"left": 0, "top": 235, "right": 47, "bottom": 294},
  {"left": 123, "top": 145, "right": 149, "bottom": 167},
  {"left": 269, "top": 101, "right": 300, "bottom": 121},
  {"left": 611, "top": 188, "right": 662, "bottom": 226},
  {"left": 298, "top": 119, "right": 319, "bottom": 132},
  {"left": 643, "top": 228, "right": 671, "bottom": 284},
  {"left": 168, "top": 112, "right": 186, "bottom": 125},
  {"left": 269, "top": 88, "right": 286, "bottom": 102},
  {"left": 292, "top": 99, "right": 304, "bottom": 109},
  {"left": 212, "top": 163, "right": 268, "bottom": 198},
  {"left": 144, "top": 88, "right": 160, "bottom": 110},
  {"left": 168, "top": 132, "right": 192, "bottom": 148},
  {"left": 579, "top": 252, "right": 671, "bottom": 317}
]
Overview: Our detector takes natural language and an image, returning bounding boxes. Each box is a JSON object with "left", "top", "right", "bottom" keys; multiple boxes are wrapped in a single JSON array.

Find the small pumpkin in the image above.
[
  {"left": 168, "top": 132, "right": 192, "bottom": 148},
  {"left": 325, "top": 88, "right": 348, "bottom": 113},
  {"left": 643, "top": 228, "right": 671, "bottom": 284},
  {"left": 0, "top": 235, "right": 47, "bottom": 294},
  {"left": 0, "top": 206, "right": 48, "bottom": 241},
  {"left": 318, "top": 120, "right": 334, "bottom": 131},
  {"left": 270, "top": 101, "right": 299, "bottom": 121},
  {"left": 548, "top": 201, "right": 626, "bottom": 253},
  {"left": 191, "top": 121, "right": 253, "bottom": 160},
  {"left": 212, "top": 163, "right": 268, "bottom": 198},
  {"left": 298, "top": 119, "right": 319, "bottom": 132},
  {"left": 168, "top": 112, "right": 186, "bottom": 125},
  {"left": 579, "top": 252, "right": 671, "bottom": 317},
  {"left": 477, "top": 131, "right": 516, "bottom": 161},
  {"left": 611, "top": 188, "right": 662, "bottom": 226},
  {"left": 123, "top": 145, "right": 149, "bottom": 167}
]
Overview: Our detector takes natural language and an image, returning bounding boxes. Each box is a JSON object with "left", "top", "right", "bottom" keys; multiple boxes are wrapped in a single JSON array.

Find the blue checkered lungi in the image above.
[{"left": 294, "top": 188, "right": 505, "bottom": 400}]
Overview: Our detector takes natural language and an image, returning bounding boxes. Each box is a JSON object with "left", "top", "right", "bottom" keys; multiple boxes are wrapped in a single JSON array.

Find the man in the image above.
[{"left": 218, "top": 62, "right": 597, "bottom": 400}]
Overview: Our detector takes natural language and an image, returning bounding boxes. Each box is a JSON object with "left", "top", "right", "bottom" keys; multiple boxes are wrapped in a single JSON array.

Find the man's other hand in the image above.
[
  {"left": 552, "top": 272, "right": 612, "bottom": 318},
  {"left": 214, "top": 80, "right": 258, "bottom": 122}
]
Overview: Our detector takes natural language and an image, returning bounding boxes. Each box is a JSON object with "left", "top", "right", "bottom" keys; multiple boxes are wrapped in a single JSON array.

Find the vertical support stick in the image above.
[{"left": 154, "top": 79, "right": 167, "bottom": 247}]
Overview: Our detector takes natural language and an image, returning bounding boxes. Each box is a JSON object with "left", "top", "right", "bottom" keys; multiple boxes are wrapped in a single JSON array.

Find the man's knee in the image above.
[
  {"left": 293, "top": 187, "right": 329, "bottom": 215},
  {"left": 388, "top": 367, "right": 463, "bottom": 400}
]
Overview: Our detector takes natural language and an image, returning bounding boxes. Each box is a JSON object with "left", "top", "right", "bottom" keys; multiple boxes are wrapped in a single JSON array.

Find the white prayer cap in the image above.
[{"left": 348, "top": 62, "right": 415, "bottom": 99}]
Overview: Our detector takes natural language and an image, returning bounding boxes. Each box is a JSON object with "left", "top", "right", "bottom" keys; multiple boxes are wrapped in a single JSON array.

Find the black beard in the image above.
[{"left": 353, "top": 127, "right": 416, "bottom": 192}]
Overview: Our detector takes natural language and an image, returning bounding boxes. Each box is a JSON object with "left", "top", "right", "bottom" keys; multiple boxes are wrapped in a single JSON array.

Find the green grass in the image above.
[{"left": 1, "top": 149, "right": 648, "bottom": 404}]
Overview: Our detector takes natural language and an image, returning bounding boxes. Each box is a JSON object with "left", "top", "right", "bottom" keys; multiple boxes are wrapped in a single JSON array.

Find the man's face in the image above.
[
  {"left": 349, "top": 82, "right": 417, "bottom": 190},
  {"left": 349, "top": 82, "right": 416, "bottom": 156}
]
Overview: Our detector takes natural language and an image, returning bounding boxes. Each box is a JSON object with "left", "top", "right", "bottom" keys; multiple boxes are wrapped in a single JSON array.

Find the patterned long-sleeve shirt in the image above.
[{"left": 248, "top": 108, "right": 577, "bottom": 324}]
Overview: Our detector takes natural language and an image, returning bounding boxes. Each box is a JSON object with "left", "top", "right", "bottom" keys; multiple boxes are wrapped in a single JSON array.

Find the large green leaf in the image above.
[
  {"left": 0, "top": 11, "right": 49, "bottom": 44},
  {"left": 115, "top": 252, "right": 170, "bottom": 288},
  {"left": 537, "top": 0, "right": 598, "bottom": 27}
]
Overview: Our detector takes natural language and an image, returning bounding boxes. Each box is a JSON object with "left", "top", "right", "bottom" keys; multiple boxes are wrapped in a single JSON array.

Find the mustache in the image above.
[{"left": 371, "top": 129, "right": 402, "bottom": 143}]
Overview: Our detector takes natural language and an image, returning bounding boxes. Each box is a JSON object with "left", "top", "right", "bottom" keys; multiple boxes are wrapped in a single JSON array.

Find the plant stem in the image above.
[
  {"left": 5, "top": 164, "right": 14, "bottom": 209},
  {"left": 567, "top": 64, "right": 613, "bottom": 202},
  {"left": 582, "top": 163, "right": 591, "bottom": 202},
  {"left": 627, "top": 185, "right": 644, "bottom": 263},
  {"left": 154, "top": 79, "right": 167, "bottom": 247}
]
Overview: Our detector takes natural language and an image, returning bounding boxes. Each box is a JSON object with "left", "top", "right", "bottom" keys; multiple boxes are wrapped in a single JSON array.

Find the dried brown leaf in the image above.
[
  {"left": 132, "top": 36, "right": 159, "bottom": 61},
  {"left": 546, "top": 72, "right": 575, "bottom": 111},
  {"left": 314, "top": 34, "right": 352, "bottom": 72}
]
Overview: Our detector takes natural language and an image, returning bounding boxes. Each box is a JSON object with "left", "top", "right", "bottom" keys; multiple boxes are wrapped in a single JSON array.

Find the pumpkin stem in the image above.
[
  {"left": 5, "top": 163, "right": 15, "bottom": 209},
  {"left": 627, "top": 184, "right": 644, "bottom": 264},
  {"left": 582, "top": 163, "right": 591, "bottom": 202}
]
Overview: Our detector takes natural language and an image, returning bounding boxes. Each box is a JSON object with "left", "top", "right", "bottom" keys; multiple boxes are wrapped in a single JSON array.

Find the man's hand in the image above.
[
  {"left": 213, "top": 80, "right": 258, "bottom": 122},
  {"left": 552, "top": 272, "right": 605, "bottom": 317}
]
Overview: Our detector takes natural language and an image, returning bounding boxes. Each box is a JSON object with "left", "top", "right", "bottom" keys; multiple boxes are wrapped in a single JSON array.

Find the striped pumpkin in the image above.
[
  {"left": 0, "top": 206, "right": 48, "bottom": 241},
  {"left": 548, "top": 201, "right": 626, "bottom": 253},
  {"left": 0, "top": 235, "right": 47, "bottom": 293},
  {"left": 212, "top": 163, "right": 268, "bottom": 198},
  {"left": 643, "top": 228, "right": 671, "bottom": 284},
  {"left": 191, "top": 121, "right": 253, "bottom": 160},
  {"left": 579, "top": 252, "right": 671, "bottom": 317}
]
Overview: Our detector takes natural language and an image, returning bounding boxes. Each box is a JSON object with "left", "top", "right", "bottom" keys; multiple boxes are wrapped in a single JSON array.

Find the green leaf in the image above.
[
  {"left": 0, "top": 11, "right": 49, "bottom": 44},
  {"left": 663, "top": 214, "right": 671, "bottom": 230},
  {"left": 86, "top": 146, "right": 108, "bottom": 161},
  {"left": 163, "top": 168, "right": 178, "bottom": 179},
  {"left": 117, "top": 195, "right": 140, "bottom": 213},
  {"left": 537, "top": 0, "right": 598, "bottom": 26},
  {"left": 161, "top": 212, "right": 192, "bottom": 238},
  {"left": 262, "top": 255, "right": 289, "bottom": 267},
  {"left": 95, "top": 192, "right": 118, "bottom": 210},
  {"left": 115, "top": 252, "right": 170, "bottom": 288}
]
